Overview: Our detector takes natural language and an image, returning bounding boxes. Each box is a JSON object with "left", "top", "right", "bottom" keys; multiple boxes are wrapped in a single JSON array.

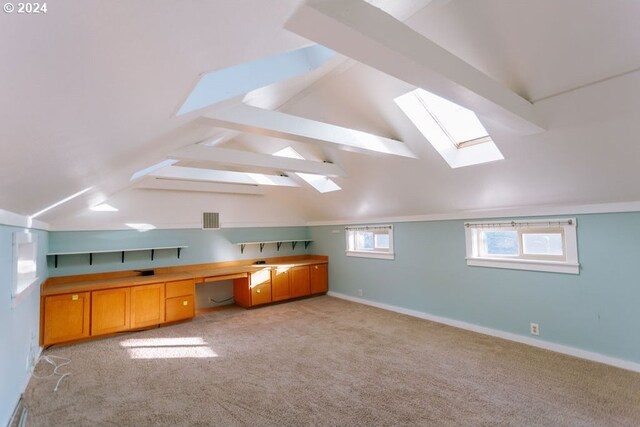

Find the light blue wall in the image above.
[
  {"left": 48, "top": 226, "right": 310, "bottom": 277},
  {"left": 0, "top": 225, "right": 48, "bottom": 426},
  {"left": 309, "top": 212, "right": 640, "bottom": 364}
]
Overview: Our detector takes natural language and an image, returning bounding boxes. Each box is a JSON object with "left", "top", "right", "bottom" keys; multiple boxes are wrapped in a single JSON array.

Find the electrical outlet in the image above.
[
  {"left": 357, "top": 289, "right": 363, "bottom": 297},
  {"left": 530, "top": 322, "right": 540, "bottom": 336}
]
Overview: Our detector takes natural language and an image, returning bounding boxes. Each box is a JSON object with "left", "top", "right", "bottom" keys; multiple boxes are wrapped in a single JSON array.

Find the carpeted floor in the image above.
[{"left": 24, "top": 296, "right": 640, "bottom": 426}]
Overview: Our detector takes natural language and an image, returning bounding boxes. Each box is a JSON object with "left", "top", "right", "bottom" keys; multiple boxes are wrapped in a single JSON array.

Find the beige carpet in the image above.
[{"left": 24, "top": 296, "right": 640, "bottom": 426}]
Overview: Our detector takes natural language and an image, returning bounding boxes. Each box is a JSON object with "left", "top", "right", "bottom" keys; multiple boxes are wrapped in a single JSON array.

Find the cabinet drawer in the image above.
[
  {"left": 251, "top": 281, "right": 272, "bottom": 306},
  {"left": 165, "top": 279, "right": 195, "bottom": 298},
  {"left": 165, "top": 295, "right": 195, "bottom": 322}
]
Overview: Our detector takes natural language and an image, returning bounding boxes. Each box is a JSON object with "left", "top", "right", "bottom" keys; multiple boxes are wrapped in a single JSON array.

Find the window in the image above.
[
  {"left": 13, "top": 231, "right": 39, "bottom": 306},
  {"left": 346, "top": 225, "right": 394, "bottom": 260},
  {"left": 464, "top": 219, "right": 578, "bottom": 274},
  {"left": 393, "top": 88, "right": 504, "bottom": 168}
]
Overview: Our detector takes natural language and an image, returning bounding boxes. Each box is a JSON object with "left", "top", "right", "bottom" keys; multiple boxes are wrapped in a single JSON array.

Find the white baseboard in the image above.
[{"left": 328, "top": 291, "right": 640, "bottom": 374}]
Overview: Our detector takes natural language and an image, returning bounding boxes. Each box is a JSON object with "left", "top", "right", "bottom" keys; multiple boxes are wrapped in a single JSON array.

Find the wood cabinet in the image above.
[
  {"left": 41, "top": 258, "right": 328, "bottom": 346},
  {"left": 131, "top": 283, "right": 165, "bottom": 328},
  {"left": 43, "top": 292, "right": 90, "bottom": 346},
  {"left": 290, "top": 266, "right": 310, "bottom": 298},
  {"left": 250, "top": 269, "right": 272, "bottom": 306},
  {"left": 165, "top": 279, "right": 195, "bottom": 322},
  {"left": 272, "top": 267, "right": 291, "bottom": 302},
  {"left": 233, "top": 270, "right": 272, "bottom": 308},
  {"left": 272, "top": 265, "right": 313, "bottom": 301},
  {"left": 91, "top": 288, "right": 131, "bottom": 336},
  {"left": 310, "top": 263, "right": 328, "bottom": 294}
]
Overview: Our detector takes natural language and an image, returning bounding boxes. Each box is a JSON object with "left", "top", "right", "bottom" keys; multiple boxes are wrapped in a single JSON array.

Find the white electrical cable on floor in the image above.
[{"left": 32, "top": 355, "right": 72, "bottom": 392}]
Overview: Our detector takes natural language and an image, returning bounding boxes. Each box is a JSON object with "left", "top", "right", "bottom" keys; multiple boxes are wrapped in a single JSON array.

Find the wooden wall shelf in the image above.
[
  {"left": 235, "top": 239, "right": 311, "bottom": 254},
  {"left": 47, "top": 246, "right": 188, "bottom": 268}
]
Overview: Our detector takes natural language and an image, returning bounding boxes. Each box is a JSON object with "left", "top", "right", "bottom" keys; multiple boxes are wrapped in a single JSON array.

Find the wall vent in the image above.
[{"left": 202, "top": 212, "right": 220, "bottom": 230}]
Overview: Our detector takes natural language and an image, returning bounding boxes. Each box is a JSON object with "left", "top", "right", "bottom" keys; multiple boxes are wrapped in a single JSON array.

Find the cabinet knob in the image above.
[
  {"left": 71, "top": 294, "right": 78, "bottom": 301},
  {"left": 315, "top": 266, "right": 318, "bottom": 269},
  {"left": 256, "top": 289, "right": 261, "bottom": 293},
  {"left": 183, "top": 300, "right": 189, "bottom": 306}
]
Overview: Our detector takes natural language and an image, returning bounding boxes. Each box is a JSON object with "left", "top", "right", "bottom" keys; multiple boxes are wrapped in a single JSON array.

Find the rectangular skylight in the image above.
[
  {"left": 414, "top": 89, "right": 491, "bottom": 148},
  {"left": 272, "top": 147, "right": 341, "bottom": 193},
  {"left": 394, "top": 88, "right": 504, "bottom": 168}
]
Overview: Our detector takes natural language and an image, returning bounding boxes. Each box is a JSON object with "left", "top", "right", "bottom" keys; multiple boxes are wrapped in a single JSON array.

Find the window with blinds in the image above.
[
  {"left": 345, "top": 225, "right": 394, "bottom": 260},
  {"left": 464, "top": 218, "right": 579, "bottom": 274}
]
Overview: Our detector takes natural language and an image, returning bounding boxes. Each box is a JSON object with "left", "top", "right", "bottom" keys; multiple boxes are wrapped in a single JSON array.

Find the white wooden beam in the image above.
[
  {"left": 201, "top": 104, "right": 416, "bottom": 158},
  {"left": 149, "top": 166, "right": 299, "bottom": 187},
  {"left": 169, "top": 145, "right": 346, "bottom": 177},
  {"left": 285, "top": 0, "right": 545, "bottom": 134},
  {"left": 135, "top": 177, "right": 267, "bottom": 195}
]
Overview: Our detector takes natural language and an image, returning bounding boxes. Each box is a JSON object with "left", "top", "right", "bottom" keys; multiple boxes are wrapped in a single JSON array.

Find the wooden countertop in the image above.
[{"left": 42, "top": 257, "right": 328, "bottom": 296}]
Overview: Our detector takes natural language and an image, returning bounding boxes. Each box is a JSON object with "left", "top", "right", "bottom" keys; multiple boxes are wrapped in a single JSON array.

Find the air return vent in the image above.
[{"left": 202, "top": 212, "right": 220, "bottom": 230}]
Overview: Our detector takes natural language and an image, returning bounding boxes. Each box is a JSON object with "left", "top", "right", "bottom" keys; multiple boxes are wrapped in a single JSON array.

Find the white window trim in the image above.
[
  {"left": 345, "top": 225, "right": 395, "bottom": 260},
  {"left": 12, "top": 231, "right": 40, "bottom": 308},
  {"left": 464, "top": 218, "right": 579, "bottom": 274}
]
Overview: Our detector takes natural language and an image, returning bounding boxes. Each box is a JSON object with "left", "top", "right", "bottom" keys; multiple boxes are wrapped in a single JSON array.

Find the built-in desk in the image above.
[{"left": 40, "top": 255, "right": 328, "bottom": 347}]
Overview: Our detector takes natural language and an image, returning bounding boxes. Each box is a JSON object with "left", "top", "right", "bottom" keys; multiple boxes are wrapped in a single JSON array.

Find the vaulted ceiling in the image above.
[{"left": 2, "top": 0, "right": 640, "bottom": 230}]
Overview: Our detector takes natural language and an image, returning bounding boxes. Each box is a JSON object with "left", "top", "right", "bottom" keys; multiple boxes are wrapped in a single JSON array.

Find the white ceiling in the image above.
[{"left": 2, "top": 0, "right": 640, "bottom": 230}]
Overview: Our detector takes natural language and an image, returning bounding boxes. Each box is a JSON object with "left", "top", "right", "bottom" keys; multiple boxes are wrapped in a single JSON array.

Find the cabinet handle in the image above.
[
  {"left": 72, "top": 294, "right": 79, "bottom": 301},
  {"left": 183, "top": 300, "right": 189, "bottom": 306}
]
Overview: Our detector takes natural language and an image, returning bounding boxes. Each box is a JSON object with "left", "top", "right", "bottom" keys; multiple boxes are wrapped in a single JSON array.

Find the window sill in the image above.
[
  {"left": 346, "top": 251, "right": 395, "bottom": 260},
  {"left": 12, "top": 277, "right": 40, "bottom": 308},
  {"left": 466, "top": 257, "right": 579, "bottom": 274}
]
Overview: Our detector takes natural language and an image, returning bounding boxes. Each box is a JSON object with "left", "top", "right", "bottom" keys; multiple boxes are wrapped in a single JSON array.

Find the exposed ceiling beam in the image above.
[
  {"left": 135, "top": 177, "right": 266, "bottom": 195},
  {"left": 285, "top": 0, "right": 545, "bottom": 134},
  {"left": 201, "top": 104, "right": 417, "bottom": 158},
  {"left": 169, "top": 145, "right": 346, "bottom": 177},
  {"left": 149, "top": 165, "right": 299, "bottom": 187}
]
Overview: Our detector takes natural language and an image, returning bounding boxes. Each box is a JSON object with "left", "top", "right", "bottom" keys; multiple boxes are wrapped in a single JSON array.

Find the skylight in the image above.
[
  {"left": 414, "top": 90, "right": 491, "bottom": 148},
  {"left": 272, "top": 147, "right": 341, "bottom": 193},
  {"left": 178, "top": 45, "right": 335, "bottom": 115},
  {"left": 394, "top": 89, "right": 504, "bottom": 168},
  {"left": 90, "top": 203, "right": 118, "bottom": 212}
]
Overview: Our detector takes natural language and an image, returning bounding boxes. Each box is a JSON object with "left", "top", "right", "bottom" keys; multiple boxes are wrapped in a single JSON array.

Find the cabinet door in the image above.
[
  {"left": 43, "top": 292, "right": 90, "bottom": 346},
  {"left": 271, "top": 268, "right": 291, "bottom": 302},
  {"left": 91, "top": 288, "right": 131, "bottom": 336},
  {"left": 166, "top": 295, "right": 195, "bottom": 322},
  {"left": 131, "top": 283, "right": 165, "bottom": 328},
  {"left": 290, "top": 266, "right": 310, "bottom": 298},
  {"left": 310, "top": 264, "right": 328, "bottom": 294},
  {"left": 250, "top": 269, "right": 272, "bottom": 306}
]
